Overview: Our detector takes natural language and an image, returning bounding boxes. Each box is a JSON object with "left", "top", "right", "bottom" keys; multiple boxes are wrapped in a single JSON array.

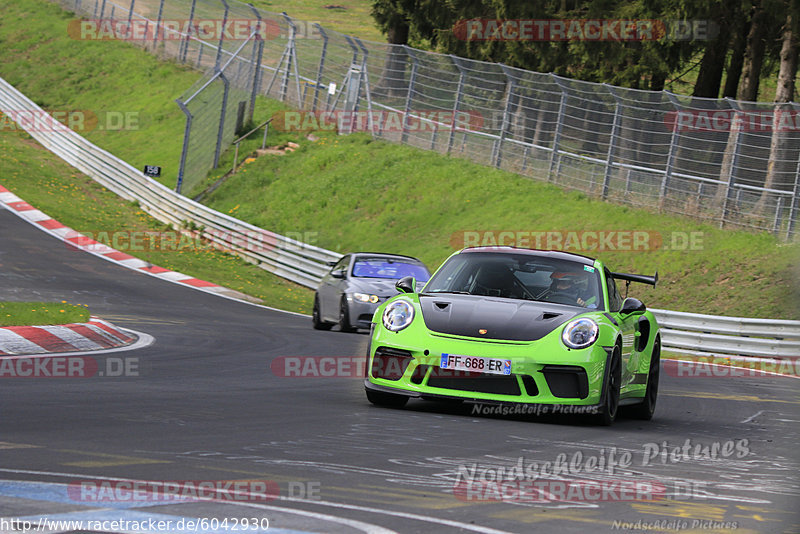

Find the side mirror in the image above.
[
  {"left": 620, "top": 297, "right": 646, "bottom": 316},
  {"left": 395, "top": 276, "right": 416, "bottom": 294},
  {"left": 331, "top": 269, "right": 346, "bottom": 279}
]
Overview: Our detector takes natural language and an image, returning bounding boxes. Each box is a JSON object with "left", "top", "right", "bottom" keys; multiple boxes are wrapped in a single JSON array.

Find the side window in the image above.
[{"left": 605, "top": 271, "right": 623, "bottom": 312}]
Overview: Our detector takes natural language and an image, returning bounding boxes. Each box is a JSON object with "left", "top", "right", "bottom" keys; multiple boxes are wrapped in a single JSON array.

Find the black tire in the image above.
[
  {"left": 338, "top": 297, "right": 356, "bottom": 332},
  {"left": 312, "top": 296, "right": 333, "bottom": 330},
  {"left": 596, "top": 345, "right": 622, "bottom": 426},
  {"left": 366, "top": 388, "right": 409, "bottom": 408},
  {"left": 623, "top": 338, "right": 660, "bottom": 420}
]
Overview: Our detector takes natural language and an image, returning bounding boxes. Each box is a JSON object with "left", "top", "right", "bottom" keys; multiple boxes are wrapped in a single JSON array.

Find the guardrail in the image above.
[
  {"left": 0, "top": 76, "right": 342, "bottom": 288},
  {"left": 651, "top": 309, "right": 800, "bottom": 359},
  {"left": 1, "top": 76, "right": 798, "bottom": 359}
]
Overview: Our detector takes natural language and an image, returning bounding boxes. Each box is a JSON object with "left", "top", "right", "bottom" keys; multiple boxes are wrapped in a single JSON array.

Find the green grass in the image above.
[
  {"left": 0, "top": 301, "right": 90, "bottom": 326},
  {"left": 247, "top": 0, "right": 383, "bottom": 42},
  {"left": 0, "top": 130, "right": 313, "bottom": 314},
  {"left": 0, "top": 0, "right": 797, "bottom": 321},
  {"left": 0, "top": 0, "right": 197, "bottom": 190},
  {"left": 201, "top": 131, "right": 800, "bottom": 319}
]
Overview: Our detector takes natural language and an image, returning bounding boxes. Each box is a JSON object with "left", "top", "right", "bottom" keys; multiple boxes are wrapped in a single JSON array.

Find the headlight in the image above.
[
  {"left": 353, "top": 292, "right": 379, "bottom": 303},
  {"left": 382, "top": 300, "right": 415, "bottom": 332},
  {"left": 561, "top": 318, "right": 598, "bottom": 349}
]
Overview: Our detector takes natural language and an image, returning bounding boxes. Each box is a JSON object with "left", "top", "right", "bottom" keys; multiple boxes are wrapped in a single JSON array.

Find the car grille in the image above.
[
  {"left": 371, "top": 347, "right": 413, "bottom": 381},
  {"left": 418, "top": 365, "right": 523, "bottom": 396},
  {"left": 541, "top": 365, "right": 589, "bottom": 399}
]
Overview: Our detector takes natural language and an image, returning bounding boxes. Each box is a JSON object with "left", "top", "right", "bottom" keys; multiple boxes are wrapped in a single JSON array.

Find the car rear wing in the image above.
[{"left": 611, "top": 271, "right": 658, "bottom": 288}]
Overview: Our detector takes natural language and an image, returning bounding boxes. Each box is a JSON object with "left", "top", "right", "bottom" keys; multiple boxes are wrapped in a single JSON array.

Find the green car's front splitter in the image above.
[{"left": 365, "top": 315, "right": 619, "bottom": 409}]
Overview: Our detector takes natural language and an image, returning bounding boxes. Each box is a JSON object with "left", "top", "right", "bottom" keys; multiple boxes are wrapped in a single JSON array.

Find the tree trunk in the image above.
[
  {"left": 650, "top": 73, "right": 666, "bottom": 92},
  {"left": 737, "top": 4, "right": 769, "bottom": 101},
  {"left": 373, "top": 22, "right": 410, "bottom": 99},
  {"left": 756, "top": 3, "right": 799, "bottom": 216},
  {"left": 693, "top": 2, "right": 733, "bottom": 98},
  {"left": 714, "top": 109, "right": 743, "bottom": 216},
  {"left": 723, "top": 8, "right": 749, "bottom": 98}
]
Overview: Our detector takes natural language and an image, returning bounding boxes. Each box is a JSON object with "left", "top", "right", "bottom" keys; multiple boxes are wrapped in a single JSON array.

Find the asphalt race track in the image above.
[{"left": 1, "top": 206, "right": 798, "bottom": 534}]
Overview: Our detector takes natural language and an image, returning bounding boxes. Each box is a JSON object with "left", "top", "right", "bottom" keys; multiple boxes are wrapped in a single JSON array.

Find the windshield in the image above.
[
  {"left": 351, "top": 258, "right": 431, "bottom": 282},
  {"left": 424, "top": 252, "right": 602, "bottom": 309}
]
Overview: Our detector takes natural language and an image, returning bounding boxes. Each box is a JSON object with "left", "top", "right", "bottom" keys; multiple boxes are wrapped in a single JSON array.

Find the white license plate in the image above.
[{"left": 440, "top": 353, "right": 512, "bottom": 375}]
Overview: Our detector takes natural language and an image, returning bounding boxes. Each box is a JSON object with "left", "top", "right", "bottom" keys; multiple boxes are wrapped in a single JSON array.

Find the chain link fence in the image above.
[{"left": 56, "top": 0, "right": 800, "bottom": 239}]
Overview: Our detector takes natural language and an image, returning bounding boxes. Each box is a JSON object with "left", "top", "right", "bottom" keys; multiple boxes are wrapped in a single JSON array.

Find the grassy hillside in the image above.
[
  {"left": 200, "top": 132, "right": 800, "bottom": 319},
  {"left": 0, "top": 0, "right": 797, "bottom": 319},
  {"left": 0, "top": 130, "right": 312, "bottom": 313}
]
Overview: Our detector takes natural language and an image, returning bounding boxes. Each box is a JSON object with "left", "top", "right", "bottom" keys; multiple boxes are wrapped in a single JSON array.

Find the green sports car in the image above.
[{"left": 364, "top": 247, "right": 660, "bottom": 425}]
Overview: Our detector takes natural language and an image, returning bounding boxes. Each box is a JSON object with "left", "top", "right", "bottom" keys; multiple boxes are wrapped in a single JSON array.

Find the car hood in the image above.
[{"left": 418, "top": 294, "right": 583, "bottom": 341}]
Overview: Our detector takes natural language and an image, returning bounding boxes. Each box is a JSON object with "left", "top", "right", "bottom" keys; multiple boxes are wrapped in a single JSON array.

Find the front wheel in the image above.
[
  {"left": 595, "top": 345, "right": 621, "bottom": 426},
  {"left": 623, "top": 339, "right": 660, "bottom": 420},
  {"left": 312, "top": 296, "right": 333, "bottom": 330},
  {"left": 366, "top": 388, "right": 409, "bottom": 408},
  {"left": 338, "top": 297, "right": 356, "bottom": 332}
]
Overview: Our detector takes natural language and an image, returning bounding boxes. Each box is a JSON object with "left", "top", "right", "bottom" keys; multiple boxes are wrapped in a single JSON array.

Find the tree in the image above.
[
  {"left": 722, "top": 2, "right": 751, "bottom": 98},
  {"left": 737, "top": 1, "right": 770, "bottom": 100},
  {"left": 371, "top": 0, "right": 413, "bottom": 97},
  {"left": 692, "top": 1, "right": 736, "bottom": 98},
  {"left": 756, "top": 0, "right": 799, "bottom": 214}
]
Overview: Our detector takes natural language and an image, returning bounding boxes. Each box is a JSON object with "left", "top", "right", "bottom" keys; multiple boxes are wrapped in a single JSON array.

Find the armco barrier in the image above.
[
  {"left": 651, "top": 309, "right": 800, "bottom": 358},
  {"left": 0, "top": 76, "right": 341, "bottom": 288},
  {"left": 1, "top": 76, "right": 798, "bottom": 359}
]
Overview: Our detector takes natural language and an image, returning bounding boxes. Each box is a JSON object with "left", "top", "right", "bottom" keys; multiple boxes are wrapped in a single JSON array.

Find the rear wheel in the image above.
[
  {"left": 312, "top": 296, "right": 333, "bottom": 330},
  {"left": 596, "top": 345, "right": 621, "bottom": 426},
  {"left": 366, "top": 388, "right": 409, "bottom": 408},
  {"left": 338, "top": 297, "right": 356, "bottom": 332},
  {"left": 623, "top": 339, "right": 660, "bottom": 420}
]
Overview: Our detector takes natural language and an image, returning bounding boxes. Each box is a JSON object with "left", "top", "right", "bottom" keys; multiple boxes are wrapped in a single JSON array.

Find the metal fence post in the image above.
[
  {"left": 355, "top": 37, "right": 375, "bottom": 138},
  {"left": 265, "top": 44, "right": 289, "bottom": 100},
  {"left": 660, "top": 92, "right": 682, "bottom": 209},
  {"left": 152, "top": 0, "right": 165, "bottom": 52},
  {"left": 447, "top": 55, "right": 466, "bottom": 155},
  {"left": 340, "top": 37, "right": 363, "bottom": 136},
  {"left": 280, "top": 13, "right": 302, "bottom": 106},
  {"left": 548, "top": 75, "right": 569, "bottom": 182},
  {"left": 180, "top": 0, "right": 197, "bottom": 64},
  {"left": 215, "top": 0, "right": 230, "bottom": 69},
  {"left": 773, "top": 196, "right": 785, "bottom": 234},
  {"left": 127, "top": 0, "right": 135, "bottom": 25},
  {"left": 492, "top": 65, "right": 515, "bottom": 168},
  {"left": 99, "top": 0, "right": 106, "bottom": 19},
  {"left": 401, "top": 46, "right": 418, "bottom": 145},
  {"left": 139, "top": 4, "right": 150, "bottom": 47},
  {"left": 721, "top": 99, "right": 743, "bottom": 228},
  {"left": 175, "top": 99, "right": 193, "bottom": 194},
  {"left": 214, "top": 70, "right": 230, "bottom": 168},
  {"left": 787, "top": 156, "right": 800, "bottom": 239},
  {"left": 602, "top": 85, "right": 622, "bottom": 200},
  {"left": 313, "top": 24, "right": 328, "bottom": 113},
  {"left": 247, "top": 4, "right": 264, "bottom": 122}
]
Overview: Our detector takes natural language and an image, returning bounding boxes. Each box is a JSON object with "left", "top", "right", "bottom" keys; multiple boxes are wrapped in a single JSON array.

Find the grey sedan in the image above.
[{"left": 313, "top": 253, "right": 431, "bottom": 332}]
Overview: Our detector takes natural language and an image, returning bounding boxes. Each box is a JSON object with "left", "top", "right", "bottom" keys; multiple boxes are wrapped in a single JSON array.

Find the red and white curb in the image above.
[
  {"left": 0, "top": 184, "right": 264, "bottom": 304},
  {"left": 0, "top": 316, "right": 137, "bottom": 356}
]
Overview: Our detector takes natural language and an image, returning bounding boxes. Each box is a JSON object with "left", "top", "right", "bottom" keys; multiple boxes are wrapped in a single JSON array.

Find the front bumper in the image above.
[{"left": 365, "top": 328, "right": 612, "bottom": 406}]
